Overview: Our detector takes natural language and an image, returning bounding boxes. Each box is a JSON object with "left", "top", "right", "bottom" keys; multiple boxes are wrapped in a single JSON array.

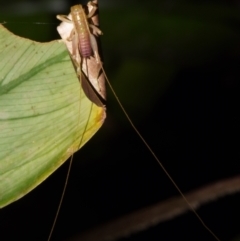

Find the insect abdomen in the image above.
[{"left": 71, "top": 5, "right": 92, "bottom": 58}]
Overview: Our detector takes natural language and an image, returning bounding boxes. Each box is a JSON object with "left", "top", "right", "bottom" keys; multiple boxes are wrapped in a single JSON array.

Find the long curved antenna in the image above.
[
  {"left": 101, "top": 67, "right": 221, "bottom": 241},
  {"left": 47, "top": 157, "right": 73, "bottom": 241}
]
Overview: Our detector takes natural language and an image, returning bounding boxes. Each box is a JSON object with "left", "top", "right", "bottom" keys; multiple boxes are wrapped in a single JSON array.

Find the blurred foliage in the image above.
[
  {"left": 232, "top": 236, "right": 240, "bottom": 241},
  {"left": 100, "top": 2, "right": 240, "bottom": 120}
]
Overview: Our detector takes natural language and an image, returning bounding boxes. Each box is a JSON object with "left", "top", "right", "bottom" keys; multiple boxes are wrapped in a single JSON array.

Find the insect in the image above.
[
  {"left": 57, "top": 2, "right": 101, "bottom": 61},
  {"left": 55, "top": 1, "right": 221, "bottom": 241},
  {"left": 56, "top": 0, "right": 106, "bottom": 103}
]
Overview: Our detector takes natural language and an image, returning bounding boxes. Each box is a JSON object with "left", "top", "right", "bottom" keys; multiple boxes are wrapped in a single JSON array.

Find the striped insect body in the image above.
[{"left": 56, "top": 1, "right": 105, "bottom": 101}]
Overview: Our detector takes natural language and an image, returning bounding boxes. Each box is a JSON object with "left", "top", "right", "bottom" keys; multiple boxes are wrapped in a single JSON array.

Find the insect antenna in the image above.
[
  {"left": 47, "top": 157, "right": 73, "bottom": 241},
  {"left": 46, "top": 50, "right": 98, "bottom": 241},
  {"left": 55, "top": 1, "right": 221, "bottom": 241},
  {"left": 100, "top": 67, "right": 221, "bottom": 241}
]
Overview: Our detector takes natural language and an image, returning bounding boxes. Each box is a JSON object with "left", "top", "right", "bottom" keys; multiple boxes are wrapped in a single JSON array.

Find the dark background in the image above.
[{"left": 0, "top": 0, "right": 240, "bottom": 241}]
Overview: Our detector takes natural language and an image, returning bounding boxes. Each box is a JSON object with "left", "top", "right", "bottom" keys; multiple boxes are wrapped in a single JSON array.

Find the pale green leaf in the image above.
[{"left": 0, "top": 24, "right": 105, "bottom": 207}]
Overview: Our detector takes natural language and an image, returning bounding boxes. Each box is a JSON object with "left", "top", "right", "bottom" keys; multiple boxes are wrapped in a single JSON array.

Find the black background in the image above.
[{"left": 0, "top": 0, "right": 240, "bottom": 241}]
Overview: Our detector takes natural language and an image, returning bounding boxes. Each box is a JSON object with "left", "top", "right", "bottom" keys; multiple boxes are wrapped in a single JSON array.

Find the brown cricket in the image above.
[{"left": 57, "top": 0, "right": 106, "bottom": 102}]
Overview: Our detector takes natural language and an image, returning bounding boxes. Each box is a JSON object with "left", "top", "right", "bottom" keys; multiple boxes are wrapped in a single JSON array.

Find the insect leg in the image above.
[
  {"left": 71, "top": 30, "right": 79, "bottom": 59},
  {"left": 89, "top": 24, "right": 103, "bottom": 36},
  {"left": 56, "top": 15, "right": 72, "bottom": 23},
  {"left": 89, "top": 33, "right": 101, "bottom": 64},
  {"left": 86, "top": 1, "right": 98, "bottom": 18}
]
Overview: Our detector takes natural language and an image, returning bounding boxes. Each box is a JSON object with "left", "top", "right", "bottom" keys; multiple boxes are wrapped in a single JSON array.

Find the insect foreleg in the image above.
[
  {"left": 71, "top": 31, "right": 79, "bottom": 59},
  {"left": 86, "top": 1, "right": 98, "bottom": 18},
  {"left": 89, "top": 24, "right": 103, "bottom": 36},
  {"left": 56, "top": 15, "right": 72, "bottom": 24},
  {"left": 89, "top": 33, "right": 101, "bottom": 64}
]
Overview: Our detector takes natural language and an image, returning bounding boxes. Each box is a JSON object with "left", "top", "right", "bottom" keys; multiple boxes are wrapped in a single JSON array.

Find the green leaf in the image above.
[{"left": 0, "top": 24, "right": 105, "bottom": 208}]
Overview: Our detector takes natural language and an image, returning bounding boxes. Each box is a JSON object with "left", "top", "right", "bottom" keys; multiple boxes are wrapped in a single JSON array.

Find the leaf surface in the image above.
[{"left": 0, "top": 24, "right": 105, "bottom": 207}]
